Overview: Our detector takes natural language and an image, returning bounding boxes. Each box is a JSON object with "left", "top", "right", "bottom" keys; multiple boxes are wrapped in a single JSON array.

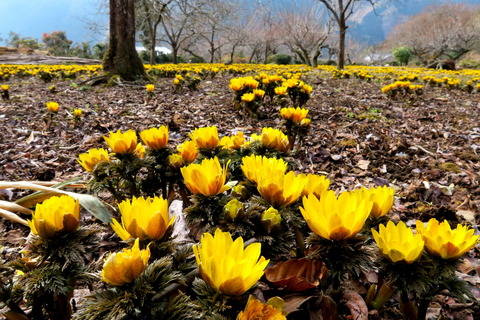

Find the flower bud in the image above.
[
  {"left": 231, "top": 184, "right": 249, "bottom": 201},
  {"left": 168, "top": 153, "right": 184, "bottom": 169},
  {"left": 224, "top": 199, "right": 244, "bottom": 221},
  {"left": 261, "top": 207, "right": 281, "bottom": 233}
]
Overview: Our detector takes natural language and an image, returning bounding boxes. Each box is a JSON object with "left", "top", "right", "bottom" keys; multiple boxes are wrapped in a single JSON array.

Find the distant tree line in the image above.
[
  {"left": 3, "top": 31, "right": 107, "bottom": 60},
  {"left": 386, "top": 3, "right": 480, "bottom": 66},
  {"left": 4, "top": 1, "right": 479, "bottom": 69}
]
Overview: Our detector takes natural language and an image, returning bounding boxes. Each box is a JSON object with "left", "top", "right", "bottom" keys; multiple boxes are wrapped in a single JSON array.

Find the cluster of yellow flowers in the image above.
[
  {"left": 145, "top": 63, "right": 312, "bottom": 78},
  {"left": 79, "top": 127, "right": 170, "bottom": 170},
  {"left": 353, "top": 70, "right": 373, "bottom": 81},
  {"left": 422, "top": 75, "right": 444, "bottom": 86},
  {"left": 331, "top": 69, "right": 353, "bottom": 79},
  {"left": 27, "top": 105, "right": 479, "bottom": 319},
  {"left": 279, "top": 106, "right": 310, "bottom": 126},
  {"left": 318, "top": 64, "right": 480, "bottom": 95},
  {"left": 381, "top": 81, "right": 424, "bottom": 98},
  {"left": 373, "top": 218, "right": 479, "bottom": 263},
  {"left": 0, "top": 64, "right": 101, "bottom": 81},
  {"left": 443, "top": 76, "right": 461, "bottom": 89},
  {"left": 398, "top": 74, "right": 419, "bottom": 82},
  {"left": 229, "top": 72, "right": 313, "bottom": 111},
  {"left": 77, "top": 124, "right": 299, "bottom": 179}
]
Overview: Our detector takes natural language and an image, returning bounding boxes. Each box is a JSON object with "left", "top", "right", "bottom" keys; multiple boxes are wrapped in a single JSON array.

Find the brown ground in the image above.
[{"left": 0, "top": 66, "right": 479, "bottom": 319}]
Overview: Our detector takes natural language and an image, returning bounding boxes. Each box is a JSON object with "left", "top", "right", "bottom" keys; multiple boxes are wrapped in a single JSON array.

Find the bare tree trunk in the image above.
[
  {"left": 292, "top": 49, "right": 309, "bottom": 65},
  {"left": 229, "top": 44, "right": 236, "bottom": 64},
  {"left": 338, "top": 17, "right": 346, "bottom": 69},
  {"left": 103, "top": 0, "right": 147, "bottom": 80},
  {"left": 172, "top": 47, "right": 178, "bottom": 64},
  {"left": 312, "top": 47, "right": 322, "bottom": 67},
  {"left": 248, "top": 49, "right": 257, "bottom": 63}
]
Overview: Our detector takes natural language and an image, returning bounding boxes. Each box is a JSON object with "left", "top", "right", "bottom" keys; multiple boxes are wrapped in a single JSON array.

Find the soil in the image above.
[{"left": 0, "top": 61, "right": 479, "bottom": 319}]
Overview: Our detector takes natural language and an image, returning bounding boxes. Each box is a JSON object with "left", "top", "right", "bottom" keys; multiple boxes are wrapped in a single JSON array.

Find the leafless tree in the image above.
[
  {"left": 136, "top": 0, "right": 172, "bottom": 65},
  {"left": 277, "top": 4, "right": 331, "bottom": 67},
  {"left": 190, "top": 0, "right": 237, "bottom": 63},
  {"left": 242, "top": 9, "right": 281, "bottom": 64},
  {"left": 316, "top": 0, "right": 381, "bottom": 69},
  {"left": 386, "top": 3, "right": 480, "bottom": 64},
  {"left": 158, "top": 0, "right": 202, "bottom": 63}
]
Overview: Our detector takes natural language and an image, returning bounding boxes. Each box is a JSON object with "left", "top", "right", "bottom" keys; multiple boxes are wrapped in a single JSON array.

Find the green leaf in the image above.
[
  {"left": 74, "top": 193, "right": 112, "bottom": 224},
  {"left": 14, "top": 177, "right": 83, "bottom": 208},
  {"left": 0, "top": 181, "right": 112, "bottom": 224}
]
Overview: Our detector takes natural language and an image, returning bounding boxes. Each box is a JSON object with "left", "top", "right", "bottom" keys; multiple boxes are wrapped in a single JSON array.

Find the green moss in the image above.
[
  {"left": 454, "top": 151, "right": 480, "bottom": 162},
  {"left": 338, "top": 139, "right": 357, "bottom": 147},
  {"left": 439, "top": 162, "right": 461, "bottom": 173}
]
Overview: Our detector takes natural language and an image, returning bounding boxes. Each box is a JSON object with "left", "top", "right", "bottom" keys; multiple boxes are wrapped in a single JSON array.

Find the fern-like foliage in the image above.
[
  {"left": 75, "top": 256, "right": 198, "bottom": 320},
  {"left": 307, "top": 233, "right": 375, "bottom": 284}
]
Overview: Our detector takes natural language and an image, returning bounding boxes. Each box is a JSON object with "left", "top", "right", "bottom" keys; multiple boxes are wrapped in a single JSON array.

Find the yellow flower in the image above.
[
  {"left": 274, "top": 86, "right": 287, "bottom": 96},
  {"left": 261, "top": 127, "right": 290, "bottom": 153},
  {"left": 301, "top": 174, "right": 330, "bottom": 198},
  {"left": 177, "top": 140, "right": 198, "bottom": 163},
  {"left": 145, "top": 84, "right": 155, "bottom": 92},
  {"left": 231, "top": 183, "right": 249, "bottom": 200},
  {"left": 244, "top": 77, "right": 259, "bottom": 89},
  {"left": 140, "top": 126, "right": 169, "bottom": 150},
  {"left": 237, "top": 296, "right": 286, "bottom": 320},
  {"left": 193, "top": 229, "right": 269, "bottom": 295},
  {"left": 135, "top": 143, "right": 145, "bottom": 158},
  {"left": 111, "top": 196, "right": 175, "bottom": 241},
  {"left": 241, "top": 93, "right": 255, "bottom": 102},
  {"left": 104, "top": 129, "right": 138, "bottom": 154},
  {"left": 173, "top": 78, "right": 180, "bottom": 85},
  {"left": 189, "top": 126, "right": 220, "bottom": 150},
  {"left": 416, "top": 219, "right": 479, "bottom": 260},
  {"left": 220, "top": 132, "right": 245, "bottom": 150},
  {"left": 1, "top": 84, "right": 9, "bottom": 91},
  {"left": 353, "top": 186, "right": 394, "bottom": 218},
  {"left": 168, "top": 153, "right": 184, "bottom": 169},
  {"left": 372, "top": 221, "right": 424, "bottom": 264},
  {"left": 73, "top": 109, "right": 82, "bottom": 117},
  {"left": 231, "top": 132, "right": 246, "bottom": 148},
  {"left": 229, "top": 78, "right": 244, "bottom": 91},
  {"left": 301, "top": 84, "right": 313, "bottom": 94},
  {"left": 253, "top": 89, "right": 265, "bottom": 98},
  {"left": 181, "top": 157, "right": 233, "bottom": 196},
  {"left": 300, "top": 190, "right": 372, "bottom": 241},
  {"left": 284, "top": 78, "right": 298, "bottom": 88},
  {"left": 175, "top": 74, "right": 184, "bottom": 81},
  {"left": 280, "top": 107, "right": 309, "bottom": 122},
  {"left": 45, "top": 101, "right": 59, "bottom": 112},
  {"left": 101, "top": 238, "right": 151, "bottom": 286},
  {"left": 77, "top": 148, "right": 110, "bottom": 172},
  {"left": 300, "top": 118, "right": 311, "bottom": 127},
  {"left": 241, "top": 155, "right": 288, "bottom": 184},
  {"left": 257, "top": 171, "right": 307, "bottom": 207},
  {"left": 28, "top": 195, "right": 80, "bottom": 239}
]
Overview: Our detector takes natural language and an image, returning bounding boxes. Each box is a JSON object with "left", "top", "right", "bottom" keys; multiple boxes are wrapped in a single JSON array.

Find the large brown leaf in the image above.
[{"left": 265, "top": 258, "right": 328, "bottom": 291}]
